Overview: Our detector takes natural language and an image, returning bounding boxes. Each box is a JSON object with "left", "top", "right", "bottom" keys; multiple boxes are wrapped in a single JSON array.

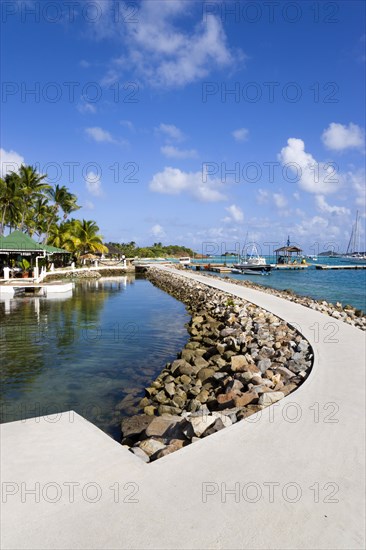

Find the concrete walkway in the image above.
[{"left": 1, "top": 266, "right": 365, "bottom": 549}]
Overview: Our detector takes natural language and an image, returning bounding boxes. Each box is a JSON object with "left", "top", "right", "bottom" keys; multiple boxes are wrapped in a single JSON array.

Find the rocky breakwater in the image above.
[
  {"left": 121, "top": 267, "right": 313, "bottom": 463},
  {"left": 197, "top": 270, "right": 366, "bottom": 331}
]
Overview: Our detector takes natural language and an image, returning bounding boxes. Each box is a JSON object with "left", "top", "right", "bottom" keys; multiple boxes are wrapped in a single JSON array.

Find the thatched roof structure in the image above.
[{"left": 274, "top": 246, "right": 302, "bottom": 253}]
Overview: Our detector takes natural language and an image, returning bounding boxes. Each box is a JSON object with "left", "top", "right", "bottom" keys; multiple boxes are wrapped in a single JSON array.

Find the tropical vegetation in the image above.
[
  {"left": 105, "top": 241, "right": 195, "bottom": 258},
  {"left": 0, "top": 165, "right": 107, "bottom": 255}
]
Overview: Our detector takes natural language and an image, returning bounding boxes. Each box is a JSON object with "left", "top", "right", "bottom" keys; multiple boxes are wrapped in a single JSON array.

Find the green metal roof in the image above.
[
  {"left": 0, "top": 231, "right": 69, "bottom": 254},
  {"left": 43, "top": 244, "right": 70, "bottom": 254}
]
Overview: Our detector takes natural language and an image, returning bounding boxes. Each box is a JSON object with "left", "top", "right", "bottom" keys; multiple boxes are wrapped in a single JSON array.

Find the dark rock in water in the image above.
[
  {"left": 158, "top": 404, "right": 182, "bottom": 415},
  {"left": 155, "top": 390, "right": 169, "bottom": 404},
  {"left": 144, "top": 405, "right": 156, "bottom": 416},
  {"left": 121, "top": 415, "right": 153, "bottom": 438},
  {"left": 139, "top": 397, "right": 151, "bottom": 409}
]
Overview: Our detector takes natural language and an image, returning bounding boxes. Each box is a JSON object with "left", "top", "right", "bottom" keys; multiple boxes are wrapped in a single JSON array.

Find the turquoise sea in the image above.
[{"left": 185, "top": 256, "right": 366, "bottom": 312}]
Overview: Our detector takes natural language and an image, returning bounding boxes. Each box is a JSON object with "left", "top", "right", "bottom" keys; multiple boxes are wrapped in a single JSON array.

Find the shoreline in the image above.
[{"left": 120, "top": 267, "right": 314, "bottom": 462}]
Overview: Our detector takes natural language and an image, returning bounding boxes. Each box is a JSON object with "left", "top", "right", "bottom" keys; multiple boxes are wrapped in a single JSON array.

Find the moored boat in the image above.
[{"left": 233, "top": 244, "right": 271, "bottom": 272}]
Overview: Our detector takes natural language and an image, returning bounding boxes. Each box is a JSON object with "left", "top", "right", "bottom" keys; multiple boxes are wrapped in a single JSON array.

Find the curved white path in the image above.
[{"left": 1, "top": 266, "right": 365, "bottom": 549}]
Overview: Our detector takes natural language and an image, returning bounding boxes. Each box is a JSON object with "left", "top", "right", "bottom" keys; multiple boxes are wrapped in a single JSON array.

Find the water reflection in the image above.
[{"left": 0, "top": 276, "right": 190, "bottom": 439}]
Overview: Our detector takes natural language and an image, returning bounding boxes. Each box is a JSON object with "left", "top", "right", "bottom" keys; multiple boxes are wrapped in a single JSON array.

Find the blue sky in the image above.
[{"left": 1, "top": 0, "right": 365, "bottom": 254}]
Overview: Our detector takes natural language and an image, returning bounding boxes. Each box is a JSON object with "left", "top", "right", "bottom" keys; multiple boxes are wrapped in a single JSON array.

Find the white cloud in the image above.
[
  {"left": 120, "top": 120, "right": 135, "bottom": 132},
  {"left": 257, "top": 189, "right": 269, "bottom": 204},
  {"left": 273, "top": 193, "right": 288, "bottom": 209},
  {"left": 84, "top": 200, "right": 95, "bottom": 210},
  {"left": 157, "top": 123, "right": 185, "bottom": 142},
  {"left": 257, "top": 189, "right": 287, "bottom": 209},
  {"left": 347, "top": 170, "right": 365, "bottom": 207},
  {"left": 315, "top": 195, "right": 350, "bottom": 215},
  {"left": 85, "top": 127, "right": 116, "bottom": 143},
  {"left": 322, "top": 122, "right": 365, "bottom": 151},
  {"left": 223, "top": 204, "right": 244, "bottom": 223},
  {"left": 293, "top": 192, "right": 300, "bottom": 200},
  {"left": 149, "top": 166, "right": 226, "bottom": 202},
  {"left": 151, "top": 224, "right": 166, "bottom": 237},
  {"left": 100, "top": 0, "right": 244, "bottom": 88},
  {"left": 0, "top": 148, "right": 25, "bottom": 177},
  {"left": 232, "top": 128, "right": 249, "bottom": 142},
  {"left": 85, "top": 171, "right": 102, "bottom": 196},
  {"left": 78, "top": 102, "right": 97, "bottom": 114},
  {"left": 294, "top": 215, "right": 341, "bottom": 241},
  {"left": 279, "top": 137, "right": 341, "bottom": 194},
  {"left": 80, "top": 60, "right": 91, "bottom": 68},
  {"left": 161, "top": 145, "right": 198, "bottom": 159}
]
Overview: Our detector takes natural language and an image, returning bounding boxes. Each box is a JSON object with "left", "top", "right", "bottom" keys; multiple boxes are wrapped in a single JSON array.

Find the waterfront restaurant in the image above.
[
  {"left": 0, "top": 230, "right": 68, "bottom": 279},
  {"left": 275, "top": 245, "right": 303, "bottom": 265}
]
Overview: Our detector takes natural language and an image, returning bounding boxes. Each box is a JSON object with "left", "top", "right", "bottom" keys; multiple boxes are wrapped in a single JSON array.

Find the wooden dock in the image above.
[
  {"left": 315, "top": 264, "right": 366, "bottom": 270},
  {"left": 191, "top": 263, "right": 232, "bottom": 273},
  {"left": 210, "top": 266, "right": 232, "bottom": 273},
  {"left": 270, "top": 264, "right": 308, "bottom": 270}
]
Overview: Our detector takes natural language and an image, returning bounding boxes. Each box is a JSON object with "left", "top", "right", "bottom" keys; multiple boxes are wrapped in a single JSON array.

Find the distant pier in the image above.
[{"left": 315, "top": 264, "right": 366, "bottom": 270}]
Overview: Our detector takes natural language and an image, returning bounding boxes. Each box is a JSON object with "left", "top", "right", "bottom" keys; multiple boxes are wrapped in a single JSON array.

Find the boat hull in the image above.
[{"left": 233, "top": 264, "right": 272, "bottom": 272}]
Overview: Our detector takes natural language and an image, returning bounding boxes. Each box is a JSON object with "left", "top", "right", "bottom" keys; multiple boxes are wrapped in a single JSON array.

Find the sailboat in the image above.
[{"left": 343, "top": 211, "right": 366, "bottom": 262}]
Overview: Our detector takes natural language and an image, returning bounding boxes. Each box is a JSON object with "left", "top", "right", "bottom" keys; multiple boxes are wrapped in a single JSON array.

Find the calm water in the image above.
[
  {"left": 1, "top": 262, "right": 364, "bottom": 440},
  {"left": 0, "top": 276, "right": 190, "bottom": 439},
  {"left": 191, "top": 256, "right": 366, "bottom": 312}
]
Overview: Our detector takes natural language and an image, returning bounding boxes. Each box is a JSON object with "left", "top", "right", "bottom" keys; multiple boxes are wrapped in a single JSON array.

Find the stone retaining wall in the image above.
[
  {"left": 43, "top": 267, "right": 134, "bottom": 282},
  {"left": 120, "top": 267, "right": 313, "bottom": 463}
]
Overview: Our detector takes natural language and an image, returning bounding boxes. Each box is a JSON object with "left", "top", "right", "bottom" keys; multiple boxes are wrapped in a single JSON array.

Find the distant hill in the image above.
[{"left": 318, "top": 251, "right": 342, "bottom": 256}]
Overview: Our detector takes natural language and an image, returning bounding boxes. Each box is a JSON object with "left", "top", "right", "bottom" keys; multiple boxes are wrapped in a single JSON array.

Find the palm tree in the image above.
[
  {"left": 71, "top": 219, "right": 108, "bottom": 255},
  {"left": 26, "top": 197, "right": 54, "bottom": 238},
  {"left": 47, "top": 221, "right": 79, "bottom": 253},
  {"left": 43, "top": 185, "right": 80, "bottom": 242},
  {"left": 0, "top": 172, "right": 23, "bottom": 234},
  {"left": 18, "top": 165, "right": 51, "bottom": 232}
]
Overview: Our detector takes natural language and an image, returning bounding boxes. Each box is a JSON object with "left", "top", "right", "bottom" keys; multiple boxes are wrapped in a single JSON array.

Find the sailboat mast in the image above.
[
  {"left": 241, "top": 231, "right": 249, "bottom": 259},
  {"left": 346, "top": 223, "right": 354, "bottom": 254},
  {"left": 355, "top": 210, "right": 360, "bottom": 255}
]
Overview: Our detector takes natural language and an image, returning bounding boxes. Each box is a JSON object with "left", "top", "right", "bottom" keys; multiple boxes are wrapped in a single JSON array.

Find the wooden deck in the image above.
[{"left": 270, "top": 264, "right": 308, "bottom": 270}]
